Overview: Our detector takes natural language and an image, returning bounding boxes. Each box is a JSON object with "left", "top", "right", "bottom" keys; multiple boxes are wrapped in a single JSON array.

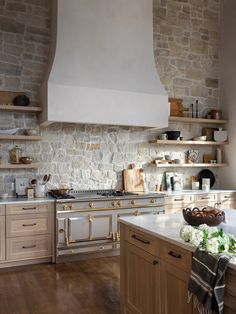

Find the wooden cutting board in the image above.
[{"left": 123, "top": 165, "right": 145, "bottom": 192}]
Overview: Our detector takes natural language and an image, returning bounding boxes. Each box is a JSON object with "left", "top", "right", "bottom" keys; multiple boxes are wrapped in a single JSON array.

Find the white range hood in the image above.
[{"left": 40, "top": 0, "right": 169, "bottom": 128}]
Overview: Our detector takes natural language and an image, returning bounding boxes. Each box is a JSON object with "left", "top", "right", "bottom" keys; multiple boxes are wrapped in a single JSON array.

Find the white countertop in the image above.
[
  {"left": 163, "top": 189, "right": 236, "bottom": 196},
  {"left": 0, "top": 197, "right": 54, "bottom": 205},
  {"left": 119, "top": 208, "right": 236, "bottom": 269}
]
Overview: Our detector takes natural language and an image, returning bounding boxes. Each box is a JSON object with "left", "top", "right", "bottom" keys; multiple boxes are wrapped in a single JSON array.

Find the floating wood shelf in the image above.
[
  {"left": 169, "top": 116, "right": 227, "bottom": 124},
  {"left": 149, "top": 139, "right": 228, "bottom": 146},
  {"left": 151, "top": 163, "right": 228, "bottom": 168},
  {"left": 0, "top": 135, "right": 42, "bottom": 141},
  {"left": 0, "top": 163, "right": 42, "bottom": 169},
  {"left": 0, "top": 105, "right": 42, "bottom": 113}
]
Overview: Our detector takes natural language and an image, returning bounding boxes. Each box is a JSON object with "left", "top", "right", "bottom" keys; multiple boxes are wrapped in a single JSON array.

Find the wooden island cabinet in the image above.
[{"left": 120, "top": 211, "right": 236, "bottom": 314}]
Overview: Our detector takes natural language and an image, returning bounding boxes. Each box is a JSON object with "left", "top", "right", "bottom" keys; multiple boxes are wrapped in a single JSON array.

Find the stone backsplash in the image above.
[{"left": 0, "top": 0, "right": 221, "bottom": 194}]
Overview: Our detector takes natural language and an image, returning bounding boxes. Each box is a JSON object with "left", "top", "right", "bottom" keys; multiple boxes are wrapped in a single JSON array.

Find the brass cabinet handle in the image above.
[
  {"left": 88, "top": 202, "right": 93, "bottom": 209},
  {"left": 22, "top": 245, "right": 36, "bottom": 249},
  {"left": 174, "top": 198, "right": 184, "bottom": 202},
  {"left": 132, "top": 234, "right": 150, "bottom": 245},
  {"left": 168, "top": 250, "right": 182, "bottom": 259},
  {"left": 201, "top": 197, "right": 210, "bottom": 200},
  {"left": 22, "top": 207, "right": 37, "bottom": 210},
  {"left": 224, "top": 196, "right": 230, "bottom": 199},
  {"left": 22, "top": 223, "right": 37, "bottom": 227},
  {"left": 153, "top": 260, "right": 158, "bottom": 265}
]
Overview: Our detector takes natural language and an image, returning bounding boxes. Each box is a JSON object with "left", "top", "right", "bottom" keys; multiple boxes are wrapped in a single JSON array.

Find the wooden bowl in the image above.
[{"left": 182, "top": 207, "right": 225, "bottom": 226}]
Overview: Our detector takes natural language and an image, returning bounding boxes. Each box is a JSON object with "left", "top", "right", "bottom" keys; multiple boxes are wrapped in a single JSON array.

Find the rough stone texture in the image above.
[{"left": 0, "top": 0, "right": 221, "bottom": 194}]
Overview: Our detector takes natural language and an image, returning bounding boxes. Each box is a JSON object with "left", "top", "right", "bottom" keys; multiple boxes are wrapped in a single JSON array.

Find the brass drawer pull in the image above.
[
  {"left": 174, "top": 198, "right": 184, "bottom": 202},
  {"left": 200, "top": 197, "right": 210, "bottom": 200},
  {"left": 22, "top": 245, "right": 36, "bottom": 249},
  {"left": 168, "top": 250, "right": 182, "bottom": 259},
  {"left": 132, "top": 234, "right": 150, "bottom": 245},
  {"left": 224, "top": 196, "right": 230, "bottom": 199},
  {"left": 22, "top": 207, "right": 37, "bottom": 210},
  {"left": 153, "top": 260, "right": 158, "bottom": 265},
  {"left": 22, "top": 223, "right": 37, "bottom": 227}
]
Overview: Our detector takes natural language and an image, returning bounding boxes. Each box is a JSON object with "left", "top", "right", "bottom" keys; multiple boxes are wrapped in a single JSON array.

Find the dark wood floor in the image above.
[{"left": 0, "top": 256, "right": 120, "bottom": 314}]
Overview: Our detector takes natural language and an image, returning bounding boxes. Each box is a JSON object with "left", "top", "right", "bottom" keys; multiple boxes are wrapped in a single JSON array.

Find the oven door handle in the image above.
[{"left": 65, "top": 218, "right": 69, "bottom": 246}]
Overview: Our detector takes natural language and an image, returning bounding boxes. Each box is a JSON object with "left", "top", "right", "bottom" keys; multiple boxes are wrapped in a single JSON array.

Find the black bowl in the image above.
[
  {"left": 165, "top": 131, "right": 181, "bottom": 140},
  {"left": 182, "top": 207, "right": 225, "bottom": 227},
  {"left": 13, "top": 95, "right": 30, "bottom": 106}
]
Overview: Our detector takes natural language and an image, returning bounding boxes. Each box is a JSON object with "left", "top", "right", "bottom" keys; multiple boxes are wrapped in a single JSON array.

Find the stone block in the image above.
[
  {"left": 190, "top": 38, "right": 208, "bottom": 54},
  {"left": 0, "top": 62, "right": 22, "bottom": 75},
  {"left": 0, "top": 17, "right": 25, "bottom": 34},
  {"left": 6, "top": 2, "right": 26, "bottom": 12},
  {"left": 205, "top": 78, "right": 218, "bottom": 88}
]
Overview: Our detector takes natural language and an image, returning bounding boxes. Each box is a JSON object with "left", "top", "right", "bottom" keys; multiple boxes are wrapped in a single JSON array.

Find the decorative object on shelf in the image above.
[
  {"left": 197, "top": 169, "right": 215, "bottom": 188},
  {"left": 182, "top": 207, "right": 225, "bottom": 227},
  {"left": 9, "top": 145, "right": 22, "bottom": 164},
  {"left": 169, "top": 97, "right": 188, "bottom": 117},
  {"left": 165, "top": 130, "right": 181, "bottom": 140},
  {"left": 195, "top": 99, "right": 199, "bottom": 118},
  {"left": 203, "top": 153, "right": 215, "bottom": 163},
  {"left": 202, "top": 127, "right": 217, "bottom": 141},
  {"left": 213, "top": 128, "right": 227, "bottom": 142},
  {"left": 158, "top": 133, "right": 168, "bottom": 140},
  {"left": 20, "top": 157, "right": 33, "bottom": 164},
  {"left": 24, "top": 128, "right": 40, "bottom": 136},
  {"left": 186, "top": 149, "right": 199, "bottom": 163},
  {"left": 0, "top": 128, "right": 19, "bottom": 135},
  {"left": 208, "top": 109, "right": 222, "bottom": 120},
  {"left": 216, "top": 148, "right": 223, "bottom": 164},
  {"left": 193, "top": 136, "right": 207, "bottom": 141},
  {"left": 13, "top": 94, "right": 30, "bottom": 106}
]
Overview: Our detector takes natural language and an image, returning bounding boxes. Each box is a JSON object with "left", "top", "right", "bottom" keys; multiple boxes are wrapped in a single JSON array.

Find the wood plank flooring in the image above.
[{"left": 0, "top": 256, "right": 120, "bottom": 314}]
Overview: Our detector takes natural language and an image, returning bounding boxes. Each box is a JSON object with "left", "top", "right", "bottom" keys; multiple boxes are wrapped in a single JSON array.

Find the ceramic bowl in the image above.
[
  {"left": 0, "top": 192, "right": 8, "bottom": 199},
  {"left": 164, "top": 155, "right": 171, "bottom": 160},
  {"left": 165, "top": 131, "right": 181, "bottom": 140},
  {"left": 20, "top": 157, "right": 33, "bottom": 164}
]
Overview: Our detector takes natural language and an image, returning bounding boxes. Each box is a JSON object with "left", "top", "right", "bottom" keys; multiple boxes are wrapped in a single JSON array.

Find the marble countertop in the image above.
[
  {"left": 163, "top": 189, "right": 236, "bottom": 196},
  {"left": 0, "top": 197, "right": 54, "bottom": 205},
  {"left": 119, "top": 208, "right": 236, "bottom": 269}
]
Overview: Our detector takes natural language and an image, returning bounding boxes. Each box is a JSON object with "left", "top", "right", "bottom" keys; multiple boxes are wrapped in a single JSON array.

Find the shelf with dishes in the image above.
[
  {"left": 150, "top": 162, "right": 227, "bottom": 168},
  {"left": 0, "top": 163, "right": 42, "bottom": 169},
  {"left": 149, "top": 139, "right": 228, "bottom": 146},
  {"left": 168, "top": 116, "right": 227, "bottom": 124}
]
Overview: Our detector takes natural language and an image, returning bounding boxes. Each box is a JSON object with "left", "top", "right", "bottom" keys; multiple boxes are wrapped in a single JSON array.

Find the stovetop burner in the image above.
[
  {"left": 51, "top": 194, "right": 75, "bottom": 200},
  {"left": 97, "top": 190, "right": 139, "bottom": 197}
]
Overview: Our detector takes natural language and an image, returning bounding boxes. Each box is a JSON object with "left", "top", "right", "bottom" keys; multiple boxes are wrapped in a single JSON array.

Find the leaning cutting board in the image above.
[{"left": 123, "top": 165, "right": 145, "bottom": 192}]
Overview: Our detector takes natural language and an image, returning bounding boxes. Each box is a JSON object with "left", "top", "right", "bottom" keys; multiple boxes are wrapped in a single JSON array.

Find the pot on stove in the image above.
[{"left": 50, "top": 188, "right": 73, "bottom": 196}]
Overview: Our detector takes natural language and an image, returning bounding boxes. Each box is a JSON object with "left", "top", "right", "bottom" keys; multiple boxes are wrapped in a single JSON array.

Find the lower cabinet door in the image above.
[
  {"left": 125, "top": 242, "right": 161, "bottom": 314},
  {"left": 161, "top": 262, "right": 193, "bottom": 314},
  {"left": 0, "top": 216, "right": 5, "bottom": 261}
]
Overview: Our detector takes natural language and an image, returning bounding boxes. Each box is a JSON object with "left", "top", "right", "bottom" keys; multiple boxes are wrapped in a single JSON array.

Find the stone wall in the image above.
[{"left": 0, "top": 0, "right": 221, "bottom": 194}]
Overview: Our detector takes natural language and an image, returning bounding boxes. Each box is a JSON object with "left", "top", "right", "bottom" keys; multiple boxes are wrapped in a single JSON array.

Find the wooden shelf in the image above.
[
  {"left": 169, "top": 116, "right": 227, "bottom": 124},
  {"left": 0, "top": 104, "right": 42, "bottom": 113},
  {"left": 151, "top": 163, "right": 227, "bottom": 168},
  {"left": 0, "top": 163, "right": 42, "bottom": 169},
  {"left": 0, "top": 135, "right": 42, "bottom": 141},
  {"left": 149, "top": 139, "right": 228, "bottom": 146}
]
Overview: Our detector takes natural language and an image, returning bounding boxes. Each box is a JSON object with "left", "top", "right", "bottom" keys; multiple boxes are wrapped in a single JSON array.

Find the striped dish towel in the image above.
[{"left": 188, "top": 248, "right": 231, "bottom": 314}]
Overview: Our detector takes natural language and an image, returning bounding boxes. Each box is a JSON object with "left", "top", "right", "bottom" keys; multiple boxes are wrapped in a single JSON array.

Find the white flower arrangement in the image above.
[{"left": 180, "top": 224, "right": 236, "bottom": 255}]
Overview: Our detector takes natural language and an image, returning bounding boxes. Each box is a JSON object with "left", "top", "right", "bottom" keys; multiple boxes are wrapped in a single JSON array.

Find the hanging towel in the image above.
[{"left": 188, "top": 248, "right": 231, "bottom": 314}]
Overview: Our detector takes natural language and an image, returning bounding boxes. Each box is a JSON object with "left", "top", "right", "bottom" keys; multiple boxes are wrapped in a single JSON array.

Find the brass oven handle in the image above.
[
  {"left": 168, "top": 251, "right": 182, "bottom": 259},
  {"left": 132, "top": 234, "right": 150, "bottom": 245},
  {"left": 22, "top": 207, "right": 37, "bottom": 210},
  {"left": 22, "top": 223, "right": 37, "bottom": 227},
  {"left": 22, "top": 245, "right": 36, "bottom": 249}
]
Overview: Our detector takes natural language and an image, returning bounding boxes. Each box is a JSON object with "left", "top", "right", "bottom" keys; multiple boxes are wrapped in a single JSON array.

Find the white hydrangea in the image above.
[
  {"left": 189, "top": 229, "right": 203, "bottom": 247},
  {"left": 180, "top": 225, "right": 194, "bottom": 242},
  {"left": 198, "top": 224, "right": 218, "bottom": 238},
  {"left": 206, "top": 237, "right": 219, "bottom": 254}
]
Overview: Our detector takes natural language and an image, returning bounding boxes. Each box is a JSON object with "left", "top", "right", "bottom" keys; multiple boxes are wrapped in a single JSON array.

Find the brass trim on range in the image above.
[{"left": 57, "top": 203, "right": 163, "bottom": 214}]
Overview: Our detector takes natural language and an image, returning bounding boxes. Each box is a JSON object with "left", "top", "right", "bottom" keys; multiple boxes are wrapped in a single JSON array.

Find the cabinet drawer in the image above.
[
  {"left": 165, "top": 195, "right": 194, "bottom": 206},
  {"left": 6, "top": 234, "right": 52, "bottom": 260},
  {"left": 194, "top": 194, "right": 217, "bottom": 203},
  {"left": 161, "top": 241, "right": 192, "bottom": 272},
  {"left": 6, "top": 214, "right": 52, "bottom": 237},
  {"left": 6, "top": 203, "right": 52, "bottom": 215},
  {"left": 220, "top": 193, "right": 236, "bottom": 201},
  {"left": 0, "top": 204, "right": 5, "bottom": 215},
  {"left": 126, "top": 227, "right": 160, "bottom": 257}
]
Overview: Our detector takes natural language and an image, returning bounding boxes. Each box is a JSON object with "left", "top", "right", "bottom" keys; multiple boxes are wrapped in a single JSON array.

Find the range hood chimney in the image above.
[{"left": 40, "top": 0, "right": 169, "bottom": 128}]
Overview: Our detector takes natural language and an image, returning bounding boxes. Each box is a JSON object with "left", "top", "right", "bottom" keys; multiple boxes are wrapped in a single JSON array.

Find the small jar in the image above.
[{"left": 9, "top": 145, "right": 22, "bottom": 164}]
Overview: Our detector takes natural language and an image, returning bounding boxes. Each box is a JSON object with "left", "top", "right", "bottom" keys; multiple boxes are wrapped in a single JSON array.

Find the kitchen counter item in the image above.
[
  {"left": 0, "top": 192, "right": 8, "bottom": 199},
  {"left": 35, "top": 184, "right": 46, "bottom": 198},
  {"left": 50, "top": 188, "right": 73, "bottom": 196},
  {"left": 123, "top": 164, "right": 145, "bottom": 192},
  {"left": 165, "top": 131, "right": 181, "bottom": 140},
  {"left": 197, "top": 169, "right": 215, "bottom": 188},
  {"left": 182, "top": 207, "right": 225, "bottom": 226},
  {"left": 9, "top": 145, "right": 22, "bottom": 164}
]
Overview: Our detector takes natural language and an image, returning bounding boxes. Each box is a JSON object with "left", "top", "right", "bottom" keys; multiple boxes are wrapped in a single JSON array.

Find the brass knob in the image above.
[
  {"left": 63, "top": 204, "right": 72, "bottom": 210},
  {"left": 150, "top": 199, "right": 155, "bottom": 204},
  {"left": 59, "top": 229, "right": 64, "bottom": 233},
  {"left": 135, "top": 210, "right": 141, "bottom": 216},
  {"left": 88, "top": 214, "right": 94, "bottom": 222},
  {"left": 88, "top": 202, "right": 93, "bottom": 209},
  {"left": 111, "top": 201, "right": 116, "bottom": 207},
  {"left": 131, "top": 200, "right": 135, "bottom": 206},
  {"left": 117, "top": 201, "right": 121, "bottom": 206}
]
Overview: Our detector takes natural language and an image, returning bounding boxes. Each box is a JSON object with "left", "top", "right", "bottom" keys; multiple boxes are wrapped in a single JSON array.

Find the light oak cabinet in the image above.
[
  {"left": 0, "top": 206, "right": 5, "bottom": 261},
  {"left": 5, "top": 202, "right": 53, "bottom": 262},
  {"left": 120, "top": 224, "right": 192, "bottom": 314}
]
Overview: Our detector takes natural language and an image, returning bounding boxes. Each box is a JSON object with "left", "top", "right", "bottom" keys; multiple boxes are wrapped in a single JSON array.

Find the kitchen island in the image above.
[{"left": 120, "top": 210, "right": 236, "bottom": 314}]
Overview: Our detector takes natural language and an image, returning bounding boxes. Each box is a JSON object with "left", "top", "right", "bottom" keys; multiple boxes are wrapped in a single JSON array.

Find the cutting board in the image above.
[{"left": 123, "top": 165, "right": 145, "bottom": 192}]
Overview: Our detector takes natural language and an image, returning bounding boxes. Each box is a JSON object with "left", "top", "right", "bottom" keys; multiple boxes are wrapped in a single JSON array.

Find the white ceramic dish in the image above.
[
  {"left": 0, "top": 128, "right": 19, "bottom": 135},
  {"left": 0, "top": 192, "right": 8, "bottom": 199},
  {"left": 193, "top": 136, "right": 207, "bottom": 141}
]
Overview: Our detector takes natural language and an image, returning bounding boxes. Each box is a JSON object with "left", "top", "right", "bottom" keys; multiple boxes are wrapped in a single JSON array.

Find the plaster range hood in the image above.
[{"left": 40, "top": 0, "right": 169, "bottom": 128}]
